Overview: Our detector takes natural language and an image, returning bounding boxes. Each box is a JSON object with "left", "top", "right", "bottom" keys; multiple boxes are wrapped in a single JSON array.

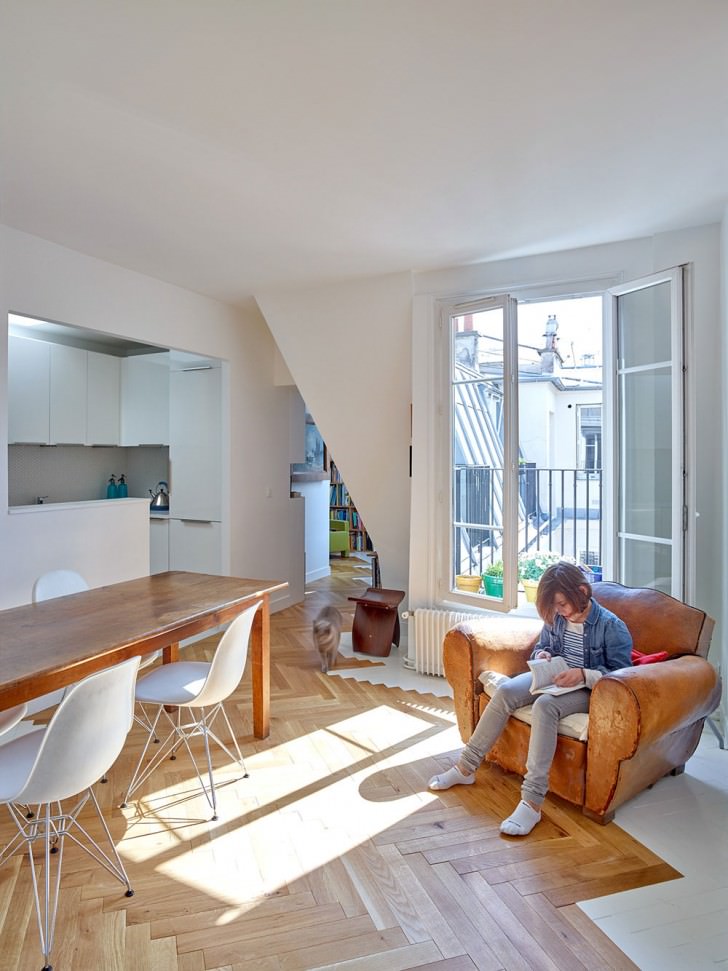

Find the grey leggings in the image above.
[{"left": 459, "top": 672, "right": 591, "bottom": 807}]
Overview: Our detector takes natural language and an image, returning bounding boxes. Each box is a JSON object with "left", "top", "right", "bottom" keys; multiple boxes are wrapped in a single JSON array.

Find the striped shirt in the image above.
[{"left": 562, "top": 620, "right": 585, "bottom": 668}]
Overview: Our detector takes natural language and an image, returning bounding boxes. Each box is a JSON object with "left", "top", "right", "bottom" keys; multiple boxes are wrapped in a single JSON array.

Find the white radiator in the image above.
[{"left": 406, "top": 608, "right": 481, "bottom": 676}]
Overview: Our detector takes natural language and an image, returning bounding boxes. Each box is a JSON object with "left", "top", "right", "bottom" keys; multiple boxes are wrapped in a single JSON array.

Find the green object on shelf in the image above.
[{"left": 482, "top": 574, "right": 504, "bottom": 597}]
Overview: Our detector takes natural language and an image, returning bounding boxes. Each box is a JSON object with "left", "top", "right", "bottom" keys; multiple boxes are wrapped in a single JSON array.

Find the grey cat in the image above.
[{"left": 313, "top": 605, "right": 343, "bottom": 673}]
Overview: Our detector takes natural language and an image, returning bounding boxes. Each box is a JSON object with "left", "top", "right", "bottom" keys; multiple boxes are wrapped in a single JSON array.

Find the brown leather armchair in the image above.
[{"left": 443, "top": 581, "right": 721, "bottom": 824}]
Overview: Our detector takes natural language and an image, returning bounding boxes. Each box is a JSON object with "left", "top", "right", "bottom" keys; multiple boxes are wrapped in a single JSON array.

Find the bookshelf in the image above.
[{"left": 330, "top": 459, "right": 372, "bottom": 553}]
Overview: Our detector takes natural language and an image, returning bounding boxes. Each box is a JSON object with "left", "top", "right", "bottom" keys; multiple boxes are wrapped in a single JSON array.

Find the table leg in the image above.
[
  {"left": 252, "top": 596, "right": 270, "bottom": 739},
  {"left": 163, "top": 642, "right": 179, "bottom": 664}
]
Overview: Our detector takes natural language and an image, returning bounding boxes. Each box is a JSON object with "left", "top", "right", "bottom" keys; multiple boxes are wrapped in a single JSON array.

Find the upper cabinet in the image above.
[
  {"left": 8, "top": 336, "right": 122, "bottom": 446},
  {"left": 169, "top": 364, "right": 222, "bottom": 521},
  {"left": 50, "top": 344, "right": 87, "bottom": 444},
  {"left": 8, "top": 336, "right": 50, "bottom": 444},
  {"left": 120, "top": 353, "right": 170, "bottom": 446},
  {"left": 86, "top": 351, "right": 120, "bottom": 446}
]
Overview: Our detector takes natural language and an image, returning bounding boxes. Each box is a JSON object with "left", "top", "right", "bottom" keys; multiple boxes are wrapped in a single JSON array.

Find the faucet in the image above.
[{"left": 36, "top": 496, "right": 48, "bottom": 505}]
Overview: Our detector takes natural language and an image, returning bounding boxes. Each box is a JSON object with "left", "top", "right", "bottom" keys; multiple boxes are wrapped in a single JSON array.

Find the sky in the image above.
[{"left": 517, "top": 295, "right": 603, "bottom": 367}]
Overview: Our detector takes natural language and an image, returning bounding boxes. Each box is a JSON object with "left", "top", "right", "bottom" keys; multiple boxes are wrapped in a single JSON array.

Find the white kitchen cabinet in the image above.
[
  {"left": 87, "top": 351, "right": 120, "bottom": 445},
  {"left": 50, "top": 344, "right": 87, "bottom": 444},
  {"left": 149, "top": 516, "right": 170, "bottom": 574},
  {"left": 169, "top": 365, "right": 222, "bottom": 521},
  {"left": 8, "top": 336, "right": 50, "bottom": 444},
  {"left": 169, "top": 518, "right": 222, "bottom": 575},
  {"left": 120, "top": 352, "right": 170, "bottom": 445}
]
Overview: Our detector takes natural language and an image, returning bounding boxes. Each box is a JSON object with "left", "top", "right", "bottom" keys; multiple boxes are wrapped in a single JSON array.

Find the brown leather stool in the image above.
[{"left": 348, "top": 587, "right": 405, "bottom": 657}]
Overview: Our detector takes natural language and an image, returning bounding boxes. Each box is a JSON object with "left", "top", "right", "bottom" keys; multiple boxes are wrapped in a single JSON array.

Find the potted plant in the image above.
[
  {"left": 482, "top": 560, "right": 504, "bottom": 597},
  {"left": 455, "top": 574, "right": 482, "bottom": 593},
  {"left": 517, "top": 551, "right": 573, "bottom": 602}
]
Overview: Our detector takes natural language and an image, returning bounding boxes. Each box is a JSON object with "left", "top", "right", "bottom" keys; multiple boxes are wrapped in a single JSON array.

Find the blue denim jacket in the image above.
[{"left": 532, "top": 598, "right": 633, "bottom": 674}]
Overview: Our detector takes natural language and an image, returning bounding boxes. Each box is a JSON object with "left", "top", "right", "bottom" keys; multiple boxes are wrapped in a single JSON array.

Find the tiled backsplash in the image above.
[{"left": 8, "top": 445, "right": 169, "bottom": 506}]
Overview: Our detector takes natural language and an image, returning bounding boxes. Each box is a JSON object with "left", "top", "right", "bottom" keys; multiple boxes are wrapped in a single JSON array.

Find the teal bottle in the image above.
[
  {"left": 106, "top": 475, "right": 118, "bottom": 499},
  {"left": 117, "top": 474, "right": 128, "bottom": 498}
]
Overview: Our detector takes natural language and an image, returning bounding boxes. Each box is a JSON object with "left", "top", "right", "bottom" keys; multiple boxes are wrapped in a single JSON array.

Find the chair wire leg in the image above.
[
  {"left": 122, "top": 706, "right": 171, "bottom": 805},
  {"left": 201, "top": 717, "right": 218, "bottom": 820},
  {"left": 23, "top": 801, "right": 64, "bottom": 971},
  {"left": 123, "top": 701, "right": 249, "bottom": 821},
  {"left": 11, "top": 791, "right": 134, "bottom": 970},
  {"left": 216, "top": 704, "right": 249, "bottom": 777},
  {"left": 166, "top": 708, "right": 219, "bottom": 818},
  {"left": 74, "top": 788, "right": 134, "bottom": 893}
]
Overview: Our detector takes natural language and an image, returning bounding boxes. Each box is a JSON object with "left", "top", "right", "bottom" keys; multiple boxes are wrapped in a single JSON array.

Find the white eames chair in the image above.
[
  {"left": 32, "top": 569, "right": 157, "bottom": 734},
  {"left": 29, "top": 570, "right": 90, "bottom": 717},
  {"left": 32, "top": 568, "right": 89, "bottom": 602},
  {"left": 0, "top": 703, "right": 28, "bottom": 736},
  {"left": 123, "top": 601, "right": 261, "bottom": 821},
  {"left": 0, "top": 656, "right": 140, "bottom": 971}
]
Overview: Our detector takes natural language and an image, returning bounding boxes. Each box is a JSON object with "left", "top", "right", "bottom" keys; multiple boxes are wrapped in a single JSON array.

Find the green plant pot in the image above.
[{"left": 482, "top": 574, "right": 504, "bottom": 597}]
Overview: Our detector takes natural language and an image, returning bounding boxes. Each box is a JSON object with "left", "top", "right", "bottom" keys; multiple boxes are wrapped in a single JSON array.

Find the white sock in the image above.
[
  {"left": 500, "top": 800, "right": 541, "bottom": 836},
  {"left": 428, "top": 765, "right": 475, "bottom": 790}
]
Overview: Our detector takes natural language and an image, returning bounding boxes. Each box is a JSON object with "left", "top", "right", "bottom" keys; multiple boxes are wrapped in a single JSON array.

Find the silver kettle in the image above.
[{"left": 149, "top": 480, "right": 169, "bottom": 510}]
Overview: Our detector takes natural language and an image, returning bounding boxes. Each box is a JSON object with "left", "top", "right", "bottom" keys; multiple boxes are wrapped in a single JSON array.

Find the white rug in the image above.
[{"left": 327, "top": 632, "right": 452, "bottom": 698}]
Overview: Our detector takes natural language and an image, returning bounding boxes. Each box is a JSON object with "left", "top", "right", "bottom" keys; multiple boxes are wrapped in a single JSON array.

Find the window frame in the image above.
[
  {"left": 424, "top": 280, "right": 615, "bottom": 614},
  {"left": 439, "top": 294, "right": 519, "bottom": 610},
  {"left": 576, "top": 403, "right": 602, "bottom": 476}
]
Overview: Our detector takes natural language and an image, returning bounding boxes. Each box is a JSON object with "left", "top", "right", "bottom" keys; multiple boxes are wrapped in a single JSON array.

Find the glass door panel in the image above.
[
  {"left": 618, "top": 280, "right": 672, "bottom": 368},
  {"left": 619, "top": 537, "right": 673, "bottom": 594},
  {"left": 610, "top": 269, "right": 683, "bottom": 596},
  {"left": 451, "top": 306, "right": 506, "bottom": 602},
  {"left": 619, "top": 366, "right": 672, "bottom": 539}
]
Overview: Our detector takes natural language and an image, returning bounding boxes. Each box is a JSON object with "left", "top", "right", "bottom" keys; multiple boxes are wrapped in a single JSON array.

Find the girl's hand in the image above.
[
  {"left": 554, "top": 667, "right": 586, "bottom": 688},
  {"left": 535, "top": 650, "right": 551, "bottom": 660}
]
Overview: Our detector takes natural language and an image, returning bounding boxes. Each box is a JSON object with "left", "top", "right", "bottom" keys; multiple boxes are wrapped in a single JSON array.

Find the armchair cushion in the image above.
[
  {"left": 478, "top": 668, "right": 590, "bottom": 741},
  {"left": 443, "top": 581, "right": 720, "bottom": 824}
]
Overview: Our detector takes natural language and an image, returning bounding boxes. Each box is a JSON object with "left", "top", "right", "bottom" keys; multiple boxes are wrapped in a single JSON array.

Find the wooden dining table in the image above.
[{"left": 0, "top": 571, "right": 287, "bottom": 738}]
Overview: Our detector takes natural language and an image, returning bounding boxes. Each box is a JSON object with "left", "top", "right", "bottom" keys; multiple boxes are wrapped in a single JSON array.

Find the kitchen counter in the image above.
[{"left": 8, "top": 498, "right": 150, "bottom": 515}]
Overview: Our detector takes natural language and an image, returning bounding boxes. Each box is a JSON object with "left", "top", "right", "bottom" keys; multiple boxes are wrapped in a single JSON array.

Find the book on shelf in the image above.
[{"left": 527, "top": 656, "right": 582, "bottom": 695}]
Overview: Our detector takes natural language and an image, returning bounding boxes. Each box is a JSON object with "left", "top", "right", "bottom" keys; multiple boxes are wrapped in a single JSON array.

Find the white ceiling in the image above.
[{"left": 2, "top": 1, "right": 727, "bottom": 307}]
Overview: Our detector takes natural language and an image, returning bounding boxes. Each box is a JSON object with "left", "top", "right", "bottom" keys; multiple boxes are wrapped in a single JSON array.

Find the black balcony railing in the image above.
[{"left": 453, "top": 465, "right": 603, "bottom": 578}]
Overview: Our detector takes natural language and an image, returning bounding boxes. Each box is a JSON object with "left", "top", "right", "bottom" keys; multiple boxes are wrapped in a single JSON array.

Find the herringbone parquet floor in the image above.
[{"left": 0, "top": 559, "right": 680, "bottom": 970}]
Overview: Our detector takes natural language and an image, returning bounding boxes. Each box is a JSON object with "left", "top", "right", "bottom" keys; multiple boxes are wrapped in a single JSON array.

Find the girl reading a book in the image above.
[{"left": 428, "top": 561, "right": 633, "bottom": 835}]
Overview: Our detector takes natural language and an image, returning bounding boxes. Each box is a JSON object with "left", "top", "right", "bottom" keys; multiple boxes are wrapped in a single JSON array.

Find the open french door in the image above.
[{"left": 605, "top": 267, "right": 688, "bottom": 598}]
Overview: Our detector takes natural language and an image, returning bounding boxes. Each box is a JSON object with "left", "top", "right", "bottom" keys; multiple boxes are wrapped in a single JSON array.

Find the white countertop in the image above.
[{"left": 8, "top": 497, "right": 151, "bottom": 515}]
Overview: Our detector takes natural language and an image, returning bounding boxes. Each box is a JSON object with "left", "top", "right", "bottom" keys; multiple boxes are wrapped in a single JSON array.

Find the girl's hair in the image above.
[{"left": 536, "top": 561, "right": 592, "bottom": 623}]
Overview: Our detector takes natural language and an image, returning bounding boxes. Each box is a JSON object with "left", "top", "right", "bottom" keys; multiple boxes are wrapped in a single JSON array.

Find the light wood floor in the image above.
[{"left": 1, "top": 559, "right": 680, "bottom": 970}]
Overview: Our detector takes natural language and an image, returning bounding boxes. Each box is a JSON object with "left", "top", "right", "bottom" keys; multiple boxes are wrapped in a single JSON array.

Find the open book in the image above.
[{"left": 527, "top": 656, "right": 583, "bottom": 695}]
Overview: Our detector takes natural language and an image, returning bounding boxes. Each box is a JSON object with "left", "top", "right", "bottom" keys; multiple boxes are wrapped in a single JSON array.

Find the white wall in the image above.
[
  {"left": 519, "top": 384, "right": 556, "bottom": 468},
  {"left": 256, "top": 272, "right": 413, "bottom": 594},
  {"left": 294, "top": 478, "right": 331, "bottom": 583},
  {"left": 0, "top": 225, "right": 302, "bottom": 610},
  {"left": 5, "top": 499, "right": 149, "bottom": 598},
  {"left": 720, "top": 208, "right": 728, "bottom": 738}
]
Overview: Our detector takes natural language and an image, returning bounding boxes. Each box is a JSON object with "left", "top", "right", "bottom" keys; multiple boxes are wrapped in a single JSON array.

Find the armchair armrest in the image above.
[
  {"left": 585, "top": 655, "right": 721, "bottom": 819},
  {"left": 443, "top": 618, "right": 542, "bottom": 742}
]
